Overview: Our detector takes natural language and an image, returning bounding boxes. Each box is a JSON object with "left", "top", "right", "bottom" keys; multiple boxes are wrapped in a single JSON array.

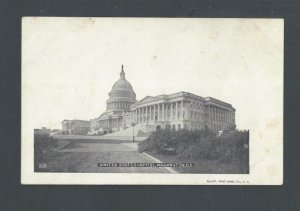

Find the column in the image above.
[
  {"left": 221, "top": 109, "right": 223, "bottom": 122},
  {"left": 146, "top": 106, "right": 149, "bottom": 122},
  {"left": 145, "top": 107, "right": 147, "bottom": 122},
  {"left": 228, "top": 111, "right": 230, "bottom": 122},
  {"left": 209, "top": 106, "right": 212, "bottom": 122},
  {"left": 152, "top": 105, "right": 154, "bottom": 120},
  {"left": 181, "top": 101, "right": 183, "bottom": 120},
  {"left": 175, "top": 101, "right": 178, "bottom": 120},
  {"left": 157, "top": 104, "right": 160, "bottom": 121},
  {"left": 138, "top": 108, "right": 141, "bottom": 123},
  {"left": 170, "top": 103, "right": 173, "bottom": 120},
  {"left": 151, "top": 105, "right": 153, "bottom": 120},
  {"left": 220, "top": 109, "right": 224, "bottom": 122},
  {"left": 154, "top": 105, "right": 157, "bottom": 121},
  {"left": 176, "top": 101, "right": 183, "bottom": 119},
  {"left": 162, "top": 104, "right": 165, "bottom": 121},
  {"left": 133, "top": 110, "right": 136, "bottom": 123}
]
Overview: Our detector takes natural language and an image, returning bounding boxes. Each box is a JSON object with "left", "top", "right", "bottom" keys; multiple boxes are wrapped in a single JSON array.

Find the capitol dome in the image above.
[
  {"left": 106, "top": 65, "right": 136, "bottom": 112},
  {"left": 112, "top": 74, "right": 134, "bottom": 91}
]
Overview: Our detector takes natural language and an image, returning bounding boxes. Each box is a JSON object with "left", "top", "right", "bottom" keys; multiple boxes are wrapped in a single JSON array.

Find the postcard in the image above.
[{"left": 22, "top": 17, "right": 283, "bottom": 185}]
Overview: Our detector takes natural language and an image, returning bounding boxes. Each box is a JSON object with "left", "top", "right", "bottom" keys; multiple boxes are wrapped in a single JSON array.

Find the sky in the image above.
[{"left": 22, "top": 18, "right": 283, "bottom": 130}]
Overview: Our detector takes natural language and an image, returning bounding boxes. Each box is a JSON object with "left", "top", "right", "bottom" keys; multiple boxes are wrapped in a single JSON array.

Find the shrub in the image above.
[
  {"left": 138, "top": 128, "right": 249, "bottom": 167},
  {"left": 211, "top": 131, "right": 249, "bottom": 165},
  {"left": 138, "top": 129, "right": 211, "bottom": 155},
  {"left": 34, "top": 134, "right": 58, "bottom": 171}
]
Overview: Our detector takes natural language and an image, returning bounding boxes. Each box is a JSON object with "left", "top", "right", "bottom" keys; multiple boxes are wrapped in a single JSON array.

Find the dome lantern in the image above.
[{"left": 120, "top": 65, "right": 125, "bottom": 79}]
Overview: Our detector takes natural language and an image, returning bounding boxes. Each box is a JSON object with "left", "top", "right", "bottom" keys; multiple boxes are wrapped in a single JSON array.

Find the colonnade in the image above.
[
  {"left": 207, "top": 105, "right": 234, "bottom": 123},
  {"left": 107, "top": 101, "right": 131, "bottom": 110},
  {"left": 98, "top": 118, "right": 121, "bottom": 129},
  {"left": 135, "top": 101, "right": 184, "bottom": 123}
]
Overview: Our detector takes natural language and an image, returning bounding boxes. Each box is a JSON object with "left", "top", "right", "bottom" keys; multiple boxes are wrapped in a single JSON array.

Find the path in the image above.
[{"left": 44, "top": 141, "right": 171, "bottom": 173}]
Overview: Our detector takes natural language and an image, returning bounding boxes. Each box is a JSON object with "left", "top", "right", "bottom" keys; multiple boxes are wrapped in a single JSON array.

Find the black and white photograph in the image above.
[{"left": 21, "top": 17, "right": 283, "bottom": 185}]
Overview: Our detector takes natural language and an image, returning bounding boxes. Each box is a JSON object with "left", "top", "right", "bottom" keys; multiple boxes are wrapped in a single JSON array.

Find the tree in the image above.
[{"left": 225, "top": 123, "right": 236, "bottom": 131}]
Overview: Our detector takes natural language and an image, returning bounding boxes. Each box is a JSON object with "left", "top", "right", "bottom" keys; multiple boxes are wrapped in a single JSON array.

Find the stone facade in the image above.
[
  {"left": 34, "top": 127, "right": 51, "bottom": 135},
  {"left": 62, "top": 120, "right": 90, "bottom": 135},
  {"left": 129, "top": 92, "right": 235, "bottom": 132},
  {"left": 90, "top": 65, "right": 235, "bottom": 135}
]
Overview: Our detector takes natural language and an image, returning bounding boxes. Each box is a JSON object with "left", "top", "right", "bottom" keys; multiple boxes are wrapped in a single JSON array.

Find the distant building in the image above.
[
  {"left": 34, "top": 127, "right": 51, "bottom": 135},
  {"left": 90, "top": 65, "right": 236, "bottom": 134},
  {"left": 62, "top": 120, "right": 90, "bottom": 135}
]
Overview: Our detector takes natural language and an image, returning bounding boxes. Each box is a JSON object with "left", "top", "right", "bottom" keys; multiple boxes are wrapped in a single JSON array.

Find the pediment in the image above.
[
  {"left": 98, "top": 112, "right": 110, "bottom": 119},
  {"left": 136, "top": 96, "right": 156, "bottom": 105}
]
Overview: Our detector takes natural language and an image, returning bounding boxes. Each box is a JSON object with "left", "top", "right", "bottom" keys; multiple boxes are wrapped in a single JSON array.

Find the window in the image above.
[{"left": 172, "top": 125, "right": 176, "bottom": 130}]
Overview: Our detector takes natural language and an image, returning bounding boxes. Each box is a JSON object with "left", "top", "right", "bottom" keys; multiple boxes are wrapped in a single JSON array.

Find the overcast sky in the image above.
[{"left": 22, "top": 18, "right": 283, "bottom": 130}]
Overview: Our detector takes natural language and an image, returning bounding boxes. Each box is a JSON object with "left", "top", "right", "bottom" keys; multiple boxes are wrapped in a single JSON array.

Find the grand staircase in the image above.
[{"left": 103, "top": 124, "right": 155, "bottom": 138}]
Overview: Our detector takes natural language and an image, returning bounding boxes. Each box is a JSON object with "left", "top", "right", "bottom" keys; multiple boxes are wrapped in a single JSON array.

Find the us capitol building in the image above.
[
  {"left": 83, "top": 65, "right": 236, "bottom": 135},
  {"left": 62, "top": 65, "right": 235, "bottom": 135}
]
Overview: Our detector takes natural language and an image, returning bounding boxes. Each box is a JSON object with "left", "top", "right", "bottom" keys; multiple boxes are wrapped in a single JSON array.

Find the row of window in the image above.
[
  {"left": 211, "top": 124, "right": 225, "bottom": 131},
  {"left": 136, "top": 111, "right": 185, "bottom": 122},
  {"left": 190, "top": 101, "right": 204, "bottom": 110},
  {"left": 210, "top": 112, "right": 232, "bottom": 123},
  {"left": 107, "top": 102, "right": 131, "bottom": 109},
  {"left": 110, "top": 92, "right": 134, "bottom": 98},
  {"left": 190, "top": 111, "right": 203, "bottom": 120},
  {"left": 190, "top": 124, "right": 205, "bottom": 131},
  {"left": 156, "top": 124, "right": 184, "bottom": 131},
  {"left": 73, "top": 127, "right": 89, "bottom": 131}
]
